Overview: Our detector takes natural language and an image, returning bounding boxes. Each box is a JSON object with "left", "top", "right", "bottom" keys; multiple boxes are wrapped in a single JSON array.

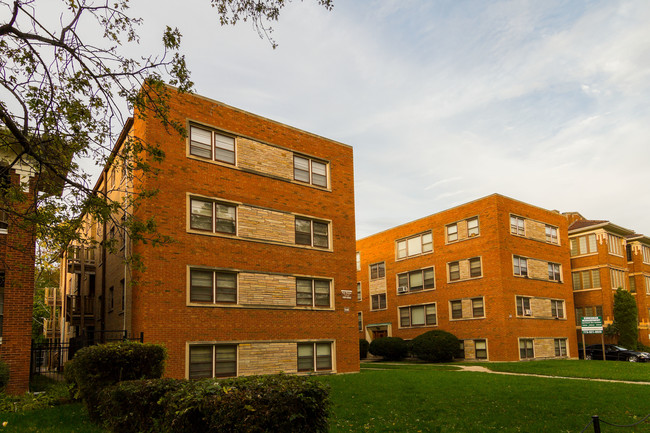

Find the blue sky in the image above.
[{"left": 73, "top": 1, "right": 650, "bottom": 238}]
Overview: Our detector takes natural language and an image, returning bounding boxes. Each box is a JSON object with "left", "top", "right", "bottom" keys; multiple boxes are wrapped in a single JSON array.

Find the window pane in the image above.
[
  {"left": 216, "top": 273, "right": 237, "bottom": 303},
  {"left": 397, "top": 240, "right": 407, "bottom": 259},
  {"left": 470, "top": 258, "right": 481, "bottom": 277},
  {"left": 592, "top": 270, "right": 600, "bottom": 287},
  {"left": 190, "top": 199, "right": 213, "bottom": 231},
  {"left": 398, "top": 273, "right": 408, "bottom": 289},
  {"left": 315, "top": 343, "right": 332, "bottom": 370},
  {"left": 425, "top": 304, "right": 437, "bottom": 325},
  {"left": 214, "top": 133, "right": 235, "bottom": 164},
  {"left": 312, "top": 161, "right": 327, "bottom": 187},
  {"left": 190, "top": 270, "right": 213, "bottom": 302},
  {"left": 407, "top": 237, "right": 422, "bottom": 256},
  {"left": 399, "top": 308, "right": 410, "bottom": 327},
  {"left": 411, "top": 306, "right": 425, "bottom": 325},
  {"left": 422, "top": 233, "right": 433, "bottom": 252},
  {"left": 295, "top": 218, "right": 312, "bottom": 245},
  {"left": 409, "top": 271, "right": 423, "bottom": 291},
  {"left": 294, "top": 156, "right": 310, "bottom": 182},
  {"left": 467, "top": 218, "right": 479, "bottom": 236},
  {"left": 190, "top": 126, "right": 212, "bottom": 159},
  {"left": 579, "top": 237, "right": 587, "bottom": 255},
  {"left": 423, "top": 268, "right": 435, "bottom": 289},
  {"left": 313, "top": 222, "right": 329, "bottom": 248},
  {"left": 215, "top": 204, "right": 236, "bottom": 234},
  {"left": 214, "top": 346, "right": 237, "bottom": 377},
  {"left": 189, "top": 346, "right": 212, "bottom": 379},
  {"left": 296, "top": 279, "right": 313, "bottom": 306},
  {"left": 297, "top": 344, "right": 314, "bottom": 371},
  {"left": 447, "top": 225, "right": 458, "bottom": 241},
  {"left": 314, "top": 280, "right": 330, "bottom": 307}
]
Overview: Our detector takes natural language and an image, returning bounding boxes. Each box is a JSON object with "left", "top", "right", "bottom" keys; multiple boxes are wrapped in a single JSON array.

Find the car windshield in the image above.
[{"left": 613, "top": 346, "right": 627, "bottom": 351}]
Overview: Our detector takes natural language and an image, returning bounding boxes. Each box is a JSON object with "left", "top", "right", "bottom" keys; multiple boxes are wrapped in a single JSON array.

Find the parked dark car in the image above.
[{"left": 582, "top": 344, "right": 650, "bottom": 362}]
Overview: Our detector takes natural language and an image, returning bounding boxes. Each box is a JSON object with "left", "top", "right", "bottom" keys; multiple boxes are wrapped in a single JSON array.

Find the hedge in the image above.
[
  {"left": 97, "top": 374, "right": 330, "bottom": 433},
  {"left": 64, "top": 341, "right": 166, "bottom": 422},
  {"left": 410, "top": 330, "right": 459, "bottom": 362},
  {"left": 368, "top": 337, "right": 408, "bottom": 361}
]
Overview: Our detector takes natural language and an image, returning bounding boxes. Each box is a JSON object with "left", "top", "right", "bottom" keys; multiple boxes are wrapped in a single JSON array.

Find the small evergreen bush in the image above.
[
  {"left": 368, "top": 337, "right": 408, "bottom": 361},
  {"left": 64, "top": 341, "right": 166, "bottom": 422},
  {"left": 359, "top": 339, "right": 369, "bottom": 359},
  {"left": 410, "top": 330, "right": 459, "bottom": 362}
]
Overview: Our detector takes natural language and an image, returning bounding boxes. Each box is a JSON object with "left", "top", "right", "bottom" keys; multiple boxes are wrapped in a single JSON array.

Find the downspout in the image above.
[{"left": 100, "top": 173, "right": 107, "bottom": 342}]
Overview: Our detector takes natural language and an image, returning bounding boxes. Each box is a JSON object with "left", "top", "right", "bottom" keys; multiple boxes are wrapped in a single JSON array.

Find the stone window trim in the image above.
[
  {"left": 185, "top": 266, "right": 335, "bottom": 311},
  {"left": 396, "top": 267, "right": 435, "bottom": 294},
  {"left": 186, "top": 119, "right": 334, "bottom": 191},
  {"left": 398, "top": 303, "right": 437, "bottom": 328},
  {"left": 447, "top": 256, "right": 483, "bottom": 283},
  {"left": 445, "top": 215, "right": 480, "bottom": 244},
  {"left": 185, "top": 193, "right": 334, "bottom": 252},
  {"left": 188, "top": 123, "right": 236, "bottom": 165},
  {"left": 293, "top": 154, "right": 329, "bottom": 189},
  {"left": 187, "top": 343, "right": 238, "bottom": 379},
  {"left": 395, "top": 231, "right": 433, "bottom": 260}
]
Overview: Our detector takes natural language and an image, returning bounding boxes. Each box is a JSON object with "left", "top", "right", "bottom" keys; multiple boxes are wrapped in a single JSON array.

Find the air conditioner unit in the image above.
[
  {"left": 397, "top": 286, "right": 408, "bottom": 294},
  {"left": 524, "top": 309, "right": 532, "bottom": 316}
]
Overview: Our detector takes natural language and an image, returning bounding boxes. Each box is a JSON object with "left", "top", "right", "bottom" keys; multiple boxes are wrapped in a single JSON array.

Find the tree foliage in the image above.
[
  {"left": 0, "top": 0, "right": 332, "bottom": 257},
  {"left": 612, "top": 287, "right": 638, "bottom": 349}
]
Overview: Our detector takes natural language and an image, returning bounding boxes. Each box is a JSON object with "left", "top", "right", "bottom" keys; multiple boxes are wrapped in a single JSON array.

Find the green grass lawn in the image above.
[{"left": 4, "top": 361, "right": 650, "bottom": 433}]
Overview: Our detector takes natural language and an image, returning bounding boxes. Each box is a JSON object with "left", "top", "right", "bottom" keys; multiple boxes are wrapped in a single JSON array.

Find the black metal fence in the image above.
[
  {"left": 579, "top": 414, "right": 650, "bottom": 432},
  {"left": 30, "top": 330, "right": 144, "bottom": 381}
]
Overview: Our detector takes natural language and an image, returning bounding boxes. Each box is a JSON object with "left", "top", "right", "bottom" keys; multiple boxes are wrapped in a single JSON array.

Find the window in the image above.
[
  {"left": 467, "top": 217, "right": 479, "bottom": 237},
  {"left": 646, "top": 276, "right": 650, "bottom": 295},
  {"left": 189, "top": 345, "right": 237, "bottom": 379},
  {"left": 356, "top": 252, "right": 360, "bottom": 271},
  {"left": 0, "top": 272, "right": 4, "bottom": 342},
  {"left": 446, "top": 224, "right": 458, "bottom": 242},
  {"left": 551, "top": 300, "right": 564, "bottom": 318},
  {"left": 629, "top": 276, "right": 636, "bottom": 293},
  {"left": 545, "top": 225, "right": 558, "bottom": 244},
  {"left": 457, "top": 341, "right": 465, "bottom": 359},
  {"left": 510, "top": 216, "right": 525, "bottom": 236},
  {"left": 570, "top": 234, "right": 598, "bottom": 256},
  {"left": 109, "top": 286, "right": 114, "bottom": 311},
  {"left": 297, "top": 342, "right": 332, "bottom": 372},
  {"left": 554, "top": 339, "right": 567, "bottom": 357},
  {"left": 644, "top": 246, "right": 650, "bottom": 264},
  {"left": 575, "top": 305, "right": 603, "bottom": 325},
  {"left": 396, "top": 231, "right": 433, "bottom": 259},
  {"left": 295, "top": 217, "right": 329, "bottom": 248},
  {"left": 610, "top": 269, "right": 626, "bottom": 290},
  {"left": 513, "top": 256, "right": 528, "bottom": 277},
  {"left": 608, "top": 234, "right": 623, "bottom": 256},
  {"left": 397, "top": 267, "right": 435, "bottom": 293},
  {"left": 450, "top": 300, "right": 462, "bottom": 319},
  {"left": 548, "top": 263, "right": 561, "bottom": 282},
  {"left": 448, "top": 262, "right": 460, "bottom": 281},
  {"left": 469, "top": 257, "right": 482, "bottom": 278},
  {"left": 627, "top": 245, "right": 633, "bottom": 262},
  {"left": 474, "top": 340, "right": 487, "bottom": 359},
  {"left": 357, "top": 282, "right": 362, "bottom": 301},
  {"left": 572, "top": 269, "right": 601, "bottom": 290},
  {"left": 120, "top": 279, "right": 125, "bottom": 312},
  {"left": 293, "top": 155, "right": 328, "bottom": 187},
  {"left": 190, "top": 125, "right": 235, "bottom": 164},
  {"left": 516, "top": 296, "right": 531, "bottom": 316},
  {"left": 472, "top": 298, "right": 484, "bottom": 317},
  {"left": 519, "top": 339, "right": 534, "bottom": 359},
  {"left": 190, "top": 269, "right": 237, "bottom": 303},
  {"left": 109, "top": 167, "right": 115, "bottom": 188},
  {"left": 399, "top": 304, "right": 437, "bottom": 327},
  {"left": 358, "top": 312, "right": 362, "bottom": 331},
  {"left": 370, "top": 262, "right": 385, "bottom": 280},
  {"left": 296, "top": 278, "right": 330, "bottom": 307},
  {"left": 0, "top": 210, "right": 7, "bottom": 234},
  {"left": 371, "top": 294, "right": 386, "bottom": 310},
  {"left": 190, "top": 198, "right": 236, "bottom": 234}
]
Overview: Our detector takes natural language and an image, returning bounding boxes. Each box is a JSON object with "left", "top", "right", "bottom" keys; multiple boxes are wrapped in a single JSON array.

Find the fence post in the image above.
[{"left": 592, "top": 415, "right": 601, "bottom": 433}]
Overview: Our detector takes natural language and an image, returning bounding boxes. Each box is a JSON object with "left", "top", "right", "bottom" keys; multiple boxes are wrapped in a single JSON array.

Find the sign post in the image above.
[{"left": 581, "top": 316, "right": 605, "bottom": 361}]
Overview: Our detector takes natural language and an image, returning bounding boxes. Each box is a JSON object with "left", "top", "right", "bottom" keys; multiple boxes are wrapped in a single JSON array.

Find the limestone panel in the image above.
[
  {"left": 461, "top": 299, "right": 473, "bottom": 318},
  {"left": 238, "top": 342, "right": 297, "bottom": 375},
  {"left": 459, "top": 259, "right": 470, "bottom": 280},
  {"left": 528, "top": 258, "right": 548, "bottom": 280},
  {"left": 457, "top": 220, "right": 468, "bottom": 240},
  {"left": 237, "top": 138, "right": 294, "bottom": 180},
  {"left": 238, "top": 273, "right": 296, "bottom": 306},
  {"left": 369, "top": 279, "right": 386, "bottom": 295},
  {"left": 530, "top": 298, "right": 551, "bottom": 318},
  {"left": 533, "top": 338, "right": 555, "bottom": 358},
  {"left": 238, "top": 205, "right": 294, "bottom": 244},
  {"left": 526, "top": 219, "right": 546, "bottom": 242},
  {"left": 464, "top": 340, "right": 476, "bottom": 359}
]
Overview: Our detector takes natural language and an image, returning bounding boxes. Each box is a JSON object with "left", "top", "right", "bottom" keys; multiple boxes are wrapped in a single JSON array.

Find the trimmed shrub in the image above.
[
  {"left": 0, "top": 360, "right": 9, "bottom": 390},
  {"left": 97, "top": 374, "right": 330, "bottom": 433},
  {"left": 410, "top": 330, "right": 459, "bottom": 362},
  {"left": 97, "top": 378, "right": 183, "bottom": 433},
  {"left": 64, "top": 341, "right": 166, "bottom": 423},
  {"left": 368, "top": 337, "right": 408, "bottom": 361},
  {"left": 359, "top": 339, "right": 369, "bottom": 359}
]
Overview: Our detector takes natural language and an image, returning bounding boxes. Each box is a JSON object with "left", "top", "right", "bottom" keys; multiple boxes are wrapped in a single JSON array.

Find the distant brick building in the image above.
[
  {"left": 59, "top": 87, "right": 359, "bottom": 378},
  {"left": 356, "top": 194, "right": 578, "bottom": 361},
  {"left": 0, "top": 157, "right": 37, "bottom": 394},
  {"left": 565, "top": 214, "right": 650, "bottom": 346}
]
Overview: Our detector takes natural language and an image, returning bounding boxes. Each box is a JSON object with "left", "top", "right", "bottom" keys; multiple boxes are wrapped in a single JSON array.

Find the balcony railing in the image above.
[
  {"left": 43, "top": 318, "right": 62, "bottom": 338},
  {"left": 65, "top": 295, "right": 95, "bottom": 325}
]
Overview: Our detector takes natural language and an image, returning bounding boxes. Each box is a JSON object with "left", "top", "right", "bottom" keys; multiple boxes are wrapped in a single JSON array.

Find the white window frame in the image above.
[
  {"left": 293, "top": 155, "right": 328, "bottom": 188},
  {"left": 516, "top": 296, "right": 532, "bottom": 316},
  {"left": 551, "top": 299, "right": 564, "bottom": 318},
  {"left": 545, "top": 225, "right": 558, "bottom": 244},
  {"left": 399, "top": 303, "right": 437, "bottom": 328},
  {"left": 189, "top": 124, "right": 236, "bottom": 165},
  {"left": 513, "top": 256, "right": 528, "bottom": 277},
  {"left": 396, "top": 231, "right": 433, "bottom": 259},
  {"left": 548, "top": 262, "right": 561, "bottom": 282},
  {"left": 510, "top": 215, "right": 525, "bottom": 236},
  {"left": 295, "top": 217, "right": 329, "bottom": 249}
]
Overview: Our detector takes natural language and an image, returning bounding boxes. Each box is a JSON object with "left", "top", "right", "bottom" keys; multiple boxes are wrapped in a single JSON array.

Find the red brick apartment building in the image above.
[
  {"left": 58, "top": 87, "right": 359, "bottom": 378},
  {"left": 565, "top": 214, "right": 650, "bottom": 346},
  {"left": 356, "top": 194, "right": 578, "bottom": 361},
  {"left": 0, "top": 156, "right": 38, "bottom": 394}
]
